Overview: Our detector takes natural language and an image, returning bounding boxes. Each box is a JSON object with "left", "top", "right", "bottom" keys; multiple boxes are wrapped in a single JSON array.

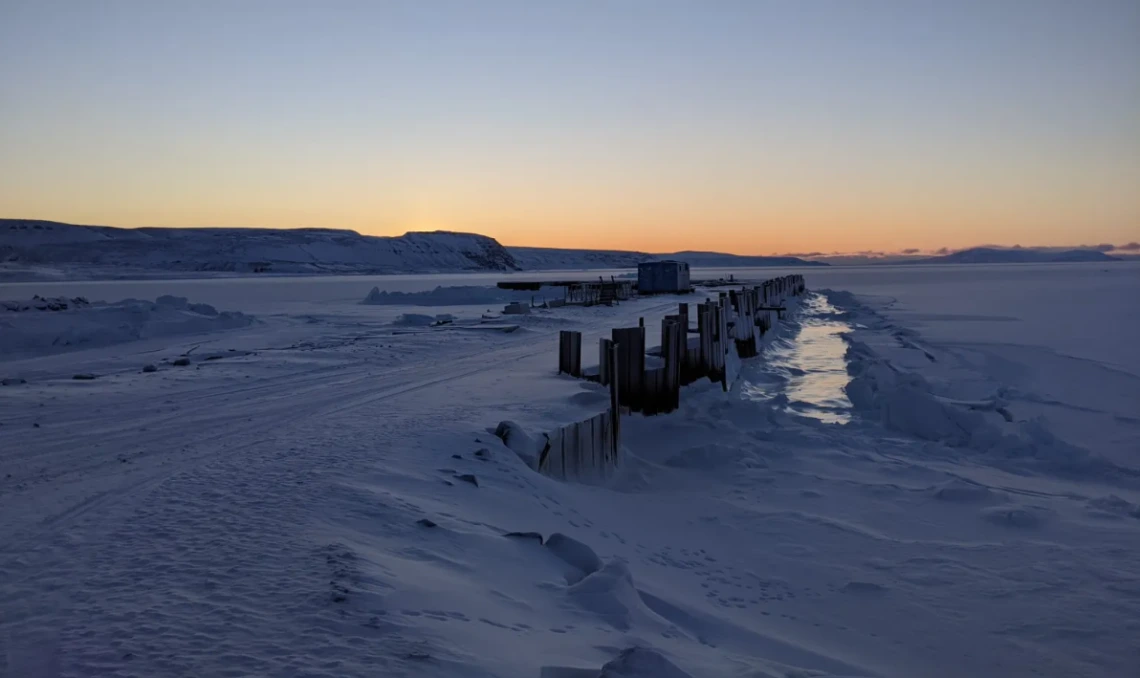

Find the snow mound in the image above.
[
  {"left": 598, "top": 647, "right": 695, "bottom": 678},
  {"left": 391, "top": 313, "right": 456, "bottom": 327},
  {"left": 931, "top": 479, "right": 1001, "bottom": 503},
  {"left": 980, "top": 505, "right": 1049, "bottom": 529},
  {"left": 0, "top": 295, "right": 253, "bottom": 359},
  {"left": 1086, "top": 495, "right": 1140, "bottom": 519},
  {"left": 545, "top": 533, "right": 603, "bottom": 584},
  {"left": 840, "top": 580, "right": 889, "bottom": 594},
  {"left": 494, "top": 420, "right": 541, "bottom": 469},
  {"left": 360, "top": 285, "right": 531, "bottom": 307},
  {"left": 565, "top": 560, "right": 644, "bottom": 631},
  {"left": 1, "top": 295, "right": 91, "bottom": 312}
]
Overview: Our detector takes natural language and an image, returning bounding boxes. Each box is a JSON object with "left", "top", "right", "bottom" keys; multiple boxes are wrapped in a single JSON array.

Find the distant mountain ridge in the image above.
[
  {"left": 1, "top": 220, "right": 827, "bottom": 277},
  {"left": 7, "top": 220, "right": 1115, "bottom": 279},
  {"left": 507, "top": 246, "right": 651, "bottom": 270},
  {"left": 1, "top": 219, "right": 520, "bottom": 274},
  {"left": 507, "top": 246, "right": 826, "bottom": 270},
  {"left": 666, "top": 250, "right": 828, "bottom": 268},
  {"left": 918, "top": 247, "right": 1119, "bottom": 264}
]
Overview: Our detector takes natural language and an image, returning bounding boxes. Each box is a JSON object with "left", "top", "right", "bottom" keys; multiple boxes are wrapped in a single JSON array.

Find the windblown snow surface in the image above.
[{"left": 1, "top": 268, "right": 1138, "bottom": 677}]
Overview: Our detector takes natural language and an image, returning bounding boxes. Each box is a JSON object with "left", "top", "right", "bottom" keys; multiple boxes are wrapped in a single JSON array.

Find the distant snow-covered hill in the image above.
[
  {"left": 0, "top": 220, "right": 520, "bottom": 274},
  {"left": 507, "top": 247, "right": 653, "bottom": 270},
  {"left": 919, "top": 247, "right": 1118, "bottom": 264},
  {"left": 665, "top": 250, "right": 829, "bottom": 268},
  {"left": 0, "top": 221, "right": 830, "bottom": 278},
  {"left": 507, "top": 246, "right": 826, "bottom": 270}
]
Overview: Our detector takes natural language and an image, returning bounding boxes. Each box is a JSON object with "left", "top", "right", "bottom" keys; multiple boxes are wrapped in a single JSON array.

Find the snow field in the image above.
[{"left": 2, "top": 266, "right": 1138, "bottom": 677}]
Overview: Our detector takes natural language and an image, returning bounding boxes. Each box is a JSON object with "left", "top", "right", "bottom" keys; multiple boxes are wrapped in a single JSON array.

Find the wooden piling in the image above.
[
  {"left": 606, "top": 340, "right": 620, "bottom": 457},
  {"left": 598, "top": 337, "right": 613, "bottom": 386},
  {"left": 661, "top": 316, "right": 682, "bottom": 412},
  {"left": 612, "top": 326, "right": 645, "bottom": 412},
  {"left": 558, "top": 330, "right": 582, "bottom": 377}
]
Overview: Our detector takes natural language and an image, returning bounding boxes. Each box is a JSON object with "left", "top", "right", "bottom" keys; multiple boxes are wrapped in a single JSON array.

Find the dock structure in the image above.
[
  {"left": 497, "top": 278, "right": 633, "bottom": 307},
  {"left": 546, "top": 274, "right": 805, "bottom": 481},
  {"left": 637, "top": 260, "right": 691, "bottom": 295}
]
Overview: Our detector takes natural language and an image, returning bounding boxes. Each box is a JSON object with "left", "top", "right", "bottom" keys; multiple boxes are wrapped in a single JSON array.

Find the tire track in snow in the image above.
[{"left": 0, "top": 299, "right": 679, "bottom": 553}]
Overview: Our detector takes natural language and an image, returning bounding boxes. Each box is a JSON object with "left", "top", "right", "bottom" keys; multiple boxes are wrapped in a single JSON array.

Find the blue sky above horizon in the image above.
[{"left": 1, "top": 0, "right": 1137, "bottom": 254}]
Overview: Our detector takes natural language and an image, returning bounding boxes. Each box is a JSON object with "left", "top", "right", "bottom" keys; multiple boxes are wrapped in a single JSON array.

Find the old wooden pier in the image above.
[{"left": 539, "top": 274, "right": 805, "bottom": 480}]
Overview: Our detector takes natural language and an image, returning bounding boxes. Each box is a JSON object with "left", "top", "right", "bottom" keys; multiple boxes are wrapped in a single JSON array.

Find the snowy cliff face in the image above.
[{"left": 0, "top": 220, "right": 520, "bottom": 274}]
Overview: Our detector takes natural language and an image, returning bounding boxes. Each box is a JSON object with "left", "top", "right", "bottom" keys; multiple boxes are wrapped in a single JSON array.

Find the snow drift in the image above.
[
  {"left": 0, "top": 295, "right": 253, "bottom": 359},
  {"left": 390, "top": 313, "right": 456, "bottom": 327},
  {"left": 360, "top": 285, "right": 533, "bottom": 307},
  {"left": 838, "top": 299, "right": 1135, "bottom": 483}
]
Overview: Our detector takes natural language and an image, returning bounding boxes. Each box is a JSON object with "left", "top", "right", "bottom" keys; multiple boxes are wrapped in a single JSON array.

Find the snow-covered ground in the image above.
[{"left": 1, "top": 262, "right": 1138, "bottom": 677}]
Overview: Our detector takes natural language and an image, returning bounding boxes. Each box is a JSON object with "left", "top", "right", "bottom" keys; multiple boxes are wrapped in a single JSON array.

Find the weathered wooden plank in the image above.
[
  {"left": 612, "top": 326, "right": 645, "bottom": 412},
  {"left": 571, "top": 331, "right": 581, "bottom": 376},
  {"left": 566, "top": 421, "right": 578, "bottom": 478},
  {"left": 575, "top": 419, "right": 585, "bottom": 478},
  {"left": 661, "top": 317, "right": 682, "bottom": 412},
  {"left": 696, "top": 303, "right": 712, "bottom": 379},
  {"left": 606, "top": 340, "right": 620, "bottom": 457},
  {"left": 558, "top": 330, "right": 582, "bottom": 377},
  {"left": 591, "top": 413, "right": 600, "bottom": 473},
  {"left": 545, "top": 428, "right": 562, "bottom": 478},
  {"left": 598, "top": 338, "right": 613, "bottom": 386}
]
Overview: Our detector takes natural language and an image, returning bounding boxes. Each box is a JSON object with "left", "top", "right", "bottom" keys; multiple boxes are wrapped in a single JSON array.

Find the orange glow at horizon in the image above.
[
  {"left": 9, "top": 197, "right": 1136, "bottom": 257},
  {"left": 2, "top": 1, "right": 1138, "bottom": 257}
]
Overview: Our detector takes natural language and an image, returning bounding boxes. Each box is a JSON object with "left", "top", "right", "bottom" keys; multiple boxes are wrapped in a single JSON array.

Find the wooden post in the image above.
[
  {"left": 599, "top": 338, "right": 613, "bottom": 385},
  {"left": 558, "top": 330, "right": 582, "bottom": 377},
  {"left": 697, "top": 303, "right": 712, "bottom": 379},
  {"left": 715, "top": 303, "right": 728, "bottom": 389},
  {"left": 612, "top": 326, "right": 645, "bottom": 412},
  {"left": 661, "top": 317, "right": 682, "bottom": 412},
  {"left": 607, "top": 340, "right": 620, "bottom": 458},
  {"left": 677, "top": 302, "right": 690, "bottom": 367}
]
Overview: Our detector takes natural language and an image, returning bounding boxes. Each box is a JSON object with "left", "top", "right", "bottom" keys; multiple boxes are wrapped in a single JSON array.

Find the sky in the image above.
[{"left": 1, "top": 0, "right": 1138, "bottom": 255}]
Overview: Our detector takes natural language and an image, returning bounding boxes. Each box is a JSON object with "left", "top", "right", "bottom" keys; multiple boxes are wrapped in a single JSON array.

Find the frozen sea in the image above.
[{"left": 2, "top": 261, "right": 1138, "bottom": 677}]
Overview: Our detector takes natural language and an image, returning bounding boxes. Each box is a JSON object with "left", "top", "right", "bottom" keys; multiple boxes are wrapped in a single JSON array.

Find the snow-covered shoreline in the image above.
[{"left": 2, "top": 268, "right": 1137, "bottom": 676}]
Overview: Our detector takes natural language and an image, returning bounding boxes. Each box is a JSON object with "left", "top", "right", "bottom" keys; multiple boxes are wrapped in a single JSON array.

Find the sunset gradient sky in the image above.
[{"left": 1, "top": 0, "right": 1138, "bottom": 254}]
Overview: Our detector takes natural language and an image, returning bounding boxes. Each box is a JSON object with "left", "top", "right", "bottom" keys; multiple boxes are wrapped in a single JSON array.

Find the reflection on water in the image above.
[{"left": 740, "top": 293, "right": 853, "bottom": 423}]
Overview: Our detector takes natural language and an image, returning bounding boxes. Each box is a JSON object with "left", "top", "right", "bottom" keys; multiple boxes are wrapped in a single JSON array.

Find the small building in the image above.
[{"left": 637, "top": 260, "right": 691, "bottom": 295}]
